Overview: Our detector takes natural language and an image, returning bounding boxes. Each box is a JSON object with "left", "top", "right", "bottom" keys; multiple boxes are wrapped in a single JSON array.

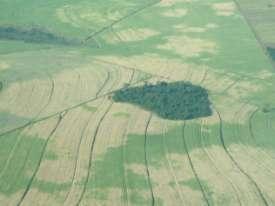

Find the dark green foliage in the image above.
[
  {"left": 0, "top": 26, "right": 76, "bottom": 45},
  {"left": 267, "top": 47, "right": 275, "bottom": 60},
  {"left": 112, "top": 81, "right": 212, "bottom": 120}
]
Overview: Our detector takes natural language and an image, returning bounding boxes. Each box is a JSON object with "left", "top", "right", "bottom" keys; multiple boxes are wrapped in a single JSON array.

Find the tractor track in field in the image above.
[
  {"left": 62, "top": 109, "right": 96, "bottom": 205},
  {"left": 16, "top": 111, "right": 67, "bottom": 206},
  {"left": 32, "top": 72, "right": 55, "bottom": 119},
  {"left": 181, "top": 122, "right": 210, "bottom": 206},
  {"left": 161, "top": 122, "right": 186, "bottom": 205},
  {"left": 0, "top": 71, "right": 55, "bottom": 181},
  {"left": 120, "top": 70, "right": 136, "bottom": 206},
  {"left": 215, "top": 108, "right": 269, "bottom": 206},
  {"left": 64, "top": 68, "right": 132, "bottom": 205},
  {"left": 109, "top": 26, "right": 169, "bottom": 81},
  {"left": 248, "top": 108, "right": 275, "bottom": 174},
  {"left": 91, "top": 57, "right": 169, "bottom": 81},
  {"left": 227, "top": 102, "right": 275, "bottom": 182},
  {"left": 83, "top": 0, "right": 161, "bottom": 44},
  {"left": 144, "top": 113, "right": 155, "bottom": 206},
  {"left": 200, "top": 120, "right": 242, "bottom": 206},
  {"left": 199, "top": 70, "right": 208, "bottom": 85},
  {"left": 0, "top": 126, "right": 34, "bottom": 195},
  {"left": 0, "top": 74, "right": 151, "bottom": 138},
  {"left": 121, "top": 127, "right": 130, "bottom": 206},
  {"left": 0, "top": 72, "right": 55, "bottom": 139},
  {"left": 0, "top": 129, "right": 24, "bottom": 179},
  {"left": 234, "top": 104, "right": 275, "bottom": 177},
  {"left": 96, "top": 71, "right": 111, "bottom": 98},
  {"left": 75, "top": 102, "right": 113, "bottom": 206},
  {"left": 232, "top": 0, "right": 275, "bottom": 70}
]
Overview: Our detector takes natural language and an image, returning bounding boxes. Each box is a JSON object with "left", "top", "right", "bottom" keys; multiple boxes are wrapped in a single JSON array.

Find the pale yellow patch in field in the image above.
[
  {"left": 227, "top": 79, "right": 263, "bottom": 99},
  {"left": 95, "top": 54, "right": 207, "bottom": 84},
  {"left": 0, "top": 62, "right": 9, "bottom": 70},
  {"left": 157, "top": 36, "right": 217, "bottom": 57},
  {"left": 148, "top": 115, "right": 167, "bottom": 134},
  {"left": 23, "top": 116, "right": 60, "bottom": 140},
  {"left": 174, "top": 24, "right": 207, "bottom": 33},
  {"left": 0, "top": 191, "right": 22, "bottom": 206},
  {"left": 92, "top": 103, "right": 134, "bottom": 157},
  {"left": 228, "top": 144, "right": 275, "bottom": 202},
  {"left": 106, "top": 28, "right": 160, "bottom": 44},
  {"left": 163, "top": 8, "right": 188, "bottom": 17},
  {"left": 174, "top": 22, "right": 218, "bottom": 33},
  {"left": 256, "top": 69, "right": 274, "bottom": 79},
  {"left": 149, "top": 152, "right": 205, "bottom": 205},
  {"left": 0, "top": 78, "right": 51, "bottom": 119},
  {"left": 126, "top": 163, "right": 146, "bottom": 176},
  {"left": 208, "top": 98, "right": 257, "bottom": 124},
  {"left": 189, "top": 145, "right": 265, "bottom": 205},
  {"left": 159, "top": 0, "right": 195, "bottom": 7},
  {"left": 83, "top": 188, "right": 123, "bottom": 206},
  {"left": 56, "top": 4, "right": 123, "bottom": 28},
  {"left": 206, "top": 23, "right": 219, "bottom": 29},
  {"left": 212, "top": 2, "right": 236, "bottom": 16}
]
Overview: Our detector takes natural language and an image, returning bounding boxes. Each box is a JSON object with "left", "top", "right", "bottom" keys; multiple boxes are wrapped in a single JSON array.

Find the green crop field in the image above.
[{"left": 1, "top": 0, "right": 275, "bottom": 205}]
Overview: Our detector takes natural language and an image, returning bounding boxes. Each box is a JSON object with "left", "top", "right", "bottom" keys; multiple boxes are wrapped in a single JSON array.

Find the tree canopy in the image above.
[{"left": 112, "top": 81, "right": 212, "bottom": 120}]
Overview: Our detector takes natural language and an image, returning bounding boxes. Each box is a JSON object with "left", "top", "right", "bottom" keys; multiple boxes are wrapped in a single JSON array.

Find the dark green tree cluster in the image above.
[
  {"left": 267, "top": 47, "right": 275, "bottom": 61},
  {"left": 112, "top": 81, "right": 212, "bottom": 120},
  {"left": 0, "top": 26, "right": 76, "bottom": 45}
]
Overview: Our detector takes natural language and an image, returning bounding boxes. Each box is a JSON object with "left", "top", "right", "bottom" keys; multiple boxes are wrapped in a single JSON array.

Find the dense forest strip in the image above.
[
  {"left": 83, "top": 0, "right": 161, "bottom": 43},
  {"left": 75, "top": 102, "right": 113, "bottom": 206},
  {"left": 16, "top": 112, "right": 67, "bottom": 206},
  {"left": 215, "top": 109, "right": 269, "bottom": 206},
  {"left": 181, "top": 123, "right": 210, "bottom": 206},
  {"left": 0, "top": 26, "right": 78, "bottom": 45},
  {"left": 233, "top": 0, "right": 275, "bottom": 69},
  {"left": 144, "top": 113, "right": 155, "bottom": 206}
]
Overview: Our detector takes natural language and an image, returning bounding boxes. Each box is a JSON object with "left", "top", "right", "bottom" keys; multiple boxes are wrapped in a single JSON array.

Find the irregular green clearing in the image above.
[{"left": 113, "top": 81, "right": 212, "bottom": 120}]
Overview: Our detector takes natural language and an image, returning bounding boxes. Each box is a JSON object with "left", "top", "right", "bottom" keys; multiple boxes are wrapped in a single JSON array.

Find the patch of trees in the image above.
[
  {"left": 267, "top": 47, "right": 275, "bottom": 61},
  {"left": 0, "top": 26, "right": 76, "bottom": 45},
  {"left": 112, "top": 81, "right": 212, "bottom": 120}
]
